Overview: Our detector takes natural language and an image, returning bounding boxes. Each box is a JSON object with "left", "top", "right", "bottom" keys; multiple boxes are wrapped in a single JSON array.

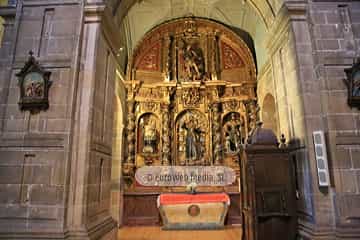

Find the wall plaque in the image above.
[{"left": 16, "top": 51, "right": 52, "bottom": 113}]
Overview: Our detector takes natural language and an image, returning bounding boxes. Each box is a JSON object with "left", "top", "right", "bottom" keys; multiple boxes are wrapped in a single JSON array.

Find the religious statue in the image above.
[
  {"left": 182, "top": 41, "right": 205, "bottom": 81},
  {"left": 248, "top": 100, "right": 260, "bottom": 135},
  {"left": 182, "top": 118, "right": 202, "bottom": 163},
  {"left": 143, "top": 119, "right": 157, "bottom": 153},
  {"left": 224, "top": 113, "right": 243, "bottom": 154}
]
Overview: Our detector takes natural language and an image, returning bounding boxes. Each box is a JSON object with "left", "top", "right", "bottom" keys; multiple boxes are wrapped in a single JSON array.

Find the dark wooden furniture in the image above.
[
  {"left": 123, "top": 192, "right": 160, "bottom": 226},
  {"left": 226, "top": 193, "right": 242, "bottom": 225},
  {"left": 243, "top": 127, "right": 297, "bottom": 240}
]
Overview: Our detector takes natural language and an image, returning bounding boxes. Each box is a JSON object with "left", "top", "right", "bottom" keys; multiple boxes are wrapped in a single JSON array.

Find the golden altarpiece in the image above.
[{"left": 122, "top": 18, "right": 260, "bottom": 225}]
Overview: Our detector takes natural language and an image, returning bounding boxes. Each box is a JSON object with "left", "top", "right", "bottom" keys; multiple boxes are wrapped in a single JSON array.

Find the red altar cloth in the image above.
[{"left": 159, "top": 193, "right": 230, "bottom": 205}]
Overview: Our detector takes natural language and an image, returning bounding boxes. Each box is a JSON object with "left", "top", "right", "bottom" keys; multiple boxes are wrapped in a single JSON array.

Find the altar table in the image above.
[{"left": 157, "top": 193, "right": 230, "bottom": 230}]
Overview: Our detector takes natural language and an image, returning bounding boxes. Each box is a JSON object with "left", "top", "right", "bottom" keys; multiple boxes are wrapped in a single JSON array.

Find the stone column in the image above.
[{"left": 212, "top": 102, "right": 222, "bottom": 165}]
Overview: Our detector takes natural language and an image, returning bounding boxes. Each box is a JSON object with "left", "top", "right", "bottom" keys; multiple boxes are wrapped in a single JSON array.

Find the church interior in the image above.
[{"left": 0, "top": 0, "right": 360, "bottom": 240}]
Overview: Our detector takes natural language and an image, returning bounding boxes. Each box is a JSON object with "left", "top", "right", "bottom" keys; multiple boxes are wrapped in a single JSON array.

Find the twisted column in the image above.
[
  {"left": 212, "top": 103, "right": 222, "bottom": 165},
  {"left": 246, "top": 99, "right": 260, "bottom": 141},
  {"left": 123, "top": 100, "right": 136, "bottom": 176},
  {"left": 161, "top": 104, "right": 171, "bottom": 165},
  {"left": 163, "top": 34, "right": 172, "bottom": 81}
]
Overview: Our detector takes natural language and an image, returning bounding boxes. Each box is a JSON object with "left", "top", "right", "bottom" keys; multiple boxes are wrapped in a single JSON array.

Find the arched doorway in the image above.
[
  {"left": 119, "top": 17, "right": 257, "bottom": 239},
  {"left": 105, "top": 1, "right": 303, "bottom": 240}
]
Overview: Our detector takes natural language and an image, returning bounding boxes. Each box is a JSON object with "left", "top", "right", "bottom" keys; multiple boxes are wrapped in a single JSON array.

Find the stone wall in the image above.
[
  {"left": 0, "top": 17, "right": 4, "bottom": 47},
  {"left": 257, "top": 4, "right": 315, "bottom": 229},
  {"left": 0, "top": 0, "right": 360, "bottom": 240},
  {"left": 257, "top": 1, "right": 360, "bottom": 239},
  {"left": 0, "top": 1, "right": 82, "bottom": 238},
  {"left": 0, "top": 1, "right": 118, "bottom": 239},
  {"left": 306, "top": 1, "right": 360, "bottom": 238},
  {"left": 111, "top": 71, "right": 126, "bottom": 225}
]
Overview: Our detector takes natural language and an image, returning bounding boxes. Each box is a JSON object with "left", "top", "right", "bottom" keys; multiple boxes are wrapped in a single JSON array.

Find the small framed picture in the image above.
[
  {"left": 16, "top": 51, "right": 52, "bottom": 113},
  {"left": 344, "top": 58, "right": 360, "bottom": 109}
]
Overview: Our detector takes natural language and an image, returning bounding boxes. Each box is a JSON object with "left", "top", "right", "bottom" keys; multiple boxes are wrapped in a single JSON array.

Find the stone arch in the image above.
[
  {"left": 112, "top": 0, "right": 281, "bottom": 28},
  {"left": 101, "top": 0, "right": 308, "bottom": 235},
  {"left": 107, "top": 0, "right": 283, "bottom": 70}
]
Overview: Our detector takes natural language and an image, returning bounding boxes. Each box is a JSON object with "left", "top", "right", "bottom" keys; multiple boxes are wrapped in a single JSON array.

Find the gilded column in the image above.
[
  {"left": 208, "top": 31, "right": 220, "bottom": 80},
  {"left": 163, "top": 34, "right": 172, "bottom": 81},
  {"left": 123, "top": 100, "right": 136, "bottom": 176},
  {"left": 124, "top": 81, "right": 140, "bottom": 172},
  {"left": 161, "top": 103, "right": 170, "bottom": 165},
  {"left": 172, "top": 37, "right": 178, "bottom": 82},
  {"left": 246, "top": 99, "right": 260, "bottom": 141},
  {"left": 212, "top": 102, "right": 222, "bottom": 165}
]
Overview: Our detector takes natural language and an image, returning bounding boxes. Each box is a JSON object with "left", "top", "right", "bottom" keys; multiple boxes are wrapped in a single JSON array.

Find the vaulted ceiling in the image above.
[{"left": 112, "top": 0, "right": 284, "bottom": 71}]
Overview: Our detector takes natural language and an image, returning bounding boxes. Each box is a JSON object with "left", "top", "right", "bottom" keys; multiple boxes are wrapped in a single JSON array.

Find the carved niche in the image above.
[
  {"left": 176, "top": 110, "right": 208, "bottom": 166},
  {"left": 223, "top": 112, "right": 245, "bottom": 155},
  {"left": 137, "top": 113, "right": 159, "bottom": 155}
]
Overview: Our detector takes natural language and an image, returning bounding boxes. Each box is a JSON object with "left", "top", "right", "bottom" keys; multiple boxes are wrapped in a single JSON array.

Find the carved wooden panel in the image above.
[
  {"left": 248, "top": 150, "right": 297, "bottom": 240},
  {"left": 221, "top": 42, "right": 244, "bottom": 70},
  {"left": 135, "top": 42, "right": 161, "bottom": 72},
  {"left": 123, "top": 193, "right": 160, "bottom": 225},
  {"left": 226, "top": 193, "right": 242, "bottom": 225}
]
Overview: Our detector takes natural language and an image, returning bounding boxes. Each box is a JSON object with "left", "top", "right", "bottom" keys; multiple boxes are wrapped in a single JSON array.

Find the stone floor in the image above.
[{"left": 117, "top": 226, "right": 242, "bottom": 240}]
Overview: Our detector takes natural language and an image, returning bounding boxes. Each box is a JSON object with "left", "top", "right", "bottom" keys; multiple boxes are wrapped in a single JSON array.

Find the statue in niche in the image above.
[
  {"left": 181, "top": 117, "right": 203, "bottom": 164},
  {"left": 181, "top": 41, "right": 205, "bottom": 81},
  {"left": 142, "top": 118, "right": 157, "bottom": 154},
  {"left": 224, "top": 113, "right": 243, "bottom": 154}
]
